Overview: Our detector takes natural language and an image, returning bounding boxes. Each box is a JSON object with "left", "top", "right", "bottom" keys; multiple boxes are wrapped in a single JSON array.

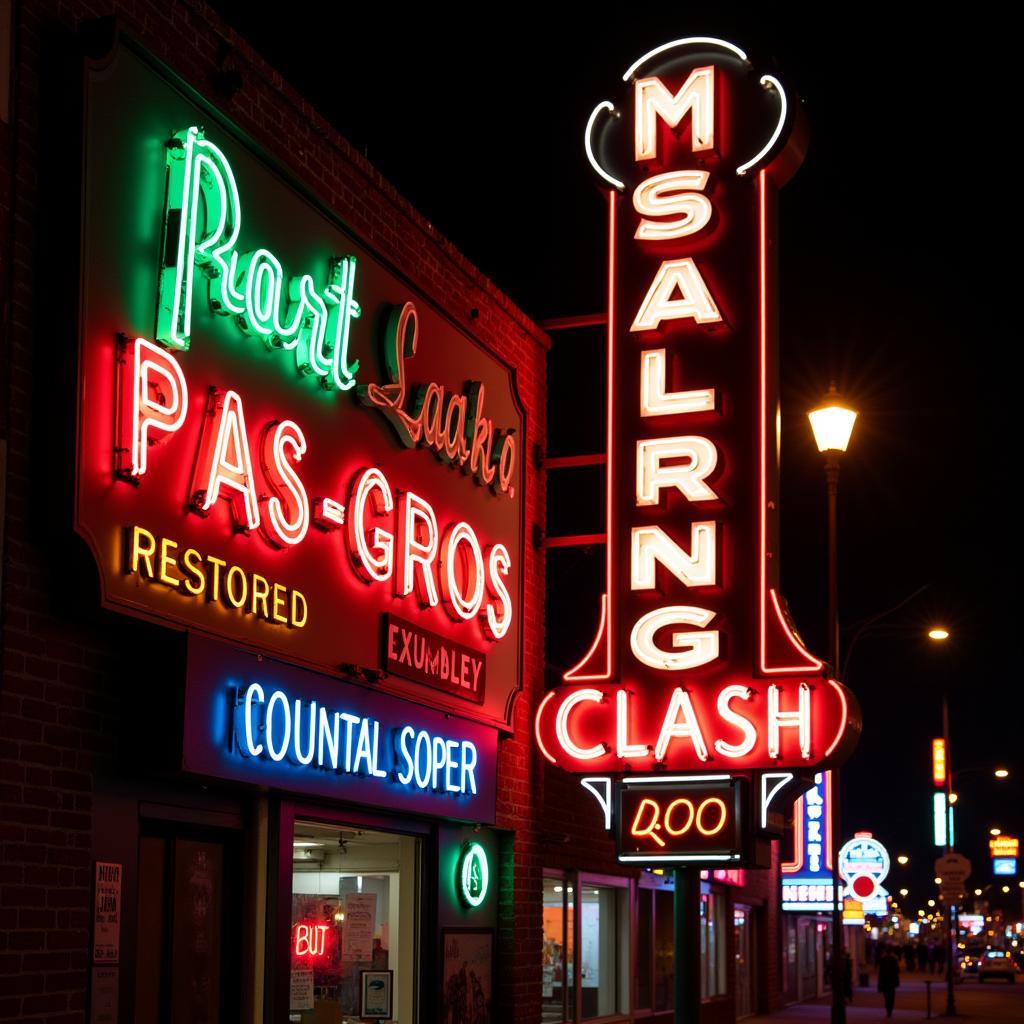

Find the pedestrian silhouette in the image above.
[{"left": 878, "top": 948, "right": 900, "bottom": 1018}]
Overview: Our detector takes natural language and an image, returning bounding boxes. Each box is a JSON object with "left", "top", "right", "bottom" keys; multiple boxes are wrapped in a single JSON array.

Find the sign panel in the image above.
[
  {"left": 76, "top": 44, "right": 524, "bottom": 730},
  {"left": 617, "top": 777, "right": 743, "bottom": 863},
  {"left": 990, "top": 836, "right": 1019, "bottom": 859},
  {"left": 781, "top": 771, "right": 835, "bottom": 911},
  {"left": 936, "top": 852, "right": 970, "bottom": 902},
  {"left": 182, "top": 635, "right": 498, "bottom": 823},
  {"left": 993, "top": 857, "right": 1017, "bottom": 876},
  {"left": 931, "top": 738, "right": 947, "bottom": 786},
  {"left": 535, "top": 37, "right": 859, "bottom": 772}
]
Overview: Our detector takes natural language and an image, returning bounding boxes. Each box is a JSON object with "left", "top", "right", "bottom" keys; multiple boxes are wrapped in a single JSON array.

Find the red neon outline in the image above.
[
  {"left": 564, "top": 189, "right": 617, "bottom": 682},
  {"left": 823, "top": 679, "right": 848, "bottom": 759},
  {"left": 757, "top": 170, "right": 824, "bottom": 675},
  {"left": 780, "top": 793, "right": 804, "bottom": 873},
  {"left": 535, "top": 690, "right": 558, "bottom": 764}
]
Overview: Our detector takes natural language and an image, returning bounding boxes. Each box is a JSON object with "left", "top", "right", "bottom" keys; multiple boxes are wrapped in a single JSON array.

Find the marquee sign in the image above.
[
  {"left": 75, "top": 45, "right": 524, "bottom": 729},
  {"left": 617, "top": 776, "right": 744, "bottom": 863},
  {"left": 535, "top": 37, "right": 859, "bottom": 772}
]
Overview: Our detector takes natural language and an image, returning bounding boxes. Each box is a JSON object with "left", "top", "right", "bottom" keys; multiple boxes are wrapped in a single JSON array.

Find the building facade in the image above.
[{"left": 0, "top": 7, "right": 839, "bottom": 1024}]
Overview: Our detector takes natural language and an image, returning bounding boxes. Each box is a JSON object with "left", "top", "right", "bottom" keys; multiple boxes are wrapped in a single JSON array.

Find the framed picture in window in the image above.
[
  {"left": 359, "top": 969, "right": 393, "bottom": 1019},
  {"left": 441, "top": 929, "right": 493, "bottom": 1024}
]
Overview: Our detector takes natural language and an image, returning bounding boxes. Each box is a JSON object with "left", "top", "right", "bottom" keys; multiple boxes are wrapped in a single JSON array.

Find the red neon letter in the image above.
[
  {"left": 191, "top": 388, "right": 260, "bottom": 532},
  {"left": 259, "top": 420, "right": 309, "bottom": 547},
  {"left": 119, "top": 337, "right": 188, "bottom": 478},
  {"left": 396, "top": 491, "right": 439, "bottom": 607}
]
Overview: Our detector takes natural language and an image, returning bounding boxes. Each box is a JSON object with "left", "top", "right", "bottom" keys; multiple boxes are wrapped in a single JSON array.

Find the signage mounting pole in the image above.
[
  {"left": 943, "top": 694, "right": 956, "bottom": 1017},
  {"left": 673, "top": 867, "right": 701, "bottom": 1024}
]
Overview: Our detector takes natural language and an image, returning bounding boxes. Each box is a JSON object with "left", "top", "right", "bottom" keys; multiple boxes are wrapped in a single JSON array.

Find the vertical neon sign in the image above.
[{"left": 536, "top": 38, "right": 860, "bottom": 773}]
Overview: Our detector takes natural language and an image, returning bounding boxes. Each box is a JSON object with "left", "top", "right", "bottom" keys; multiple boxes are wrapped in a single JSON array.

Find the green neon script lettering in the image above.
[{"left": 156, "top": 126, "right": 360, "bottom": 391}]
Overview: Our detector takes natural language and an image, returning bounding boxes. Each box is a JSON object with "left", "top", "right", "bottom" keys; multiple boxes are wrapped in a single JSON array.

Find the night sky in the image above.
[{"left": 210, "top": 7, "right": 1022, "bottom": 912}]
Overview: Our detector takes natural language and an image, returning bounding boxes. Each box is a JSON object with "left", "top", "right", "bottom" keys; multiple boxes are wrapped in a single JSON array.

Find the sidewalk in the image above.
[{"left": 744, "top": 973, "right": 1022, "bottom": 1024}]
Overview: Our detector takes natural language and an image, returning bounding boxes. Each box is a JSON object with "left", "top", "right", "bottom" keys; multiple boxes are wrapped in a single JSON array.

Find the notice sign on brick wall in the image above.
[{"left": 92, "top": 862, "right": 122, "bottom": 963}]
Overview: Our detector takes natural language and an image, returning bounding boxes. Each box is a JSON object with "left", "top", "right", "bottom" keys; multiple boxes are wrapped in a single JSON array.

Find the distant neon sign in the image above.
[
  {"left": 534, "top": 38, "right": 859, "bottom": 774},
  {"left": 932, "top": 738, "right": 946, "bottom": 786},
  {"left": 781, "top": 772, "right": 835, "bottom": 912}
]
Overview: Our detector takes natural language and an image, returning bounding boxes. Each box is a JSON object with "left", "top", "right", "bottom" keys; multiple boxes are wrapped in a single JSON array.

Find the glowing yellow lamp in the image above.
[{"left": 808, "top": 385, "right": 857, "bottom": 453}]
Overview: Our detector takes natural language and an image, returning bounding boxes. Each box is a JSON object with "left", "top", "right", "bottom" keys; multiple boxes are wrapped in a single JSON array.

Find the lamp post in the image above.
[{"left": 808, "top": 384, "right": 857, "bottom": 1024}]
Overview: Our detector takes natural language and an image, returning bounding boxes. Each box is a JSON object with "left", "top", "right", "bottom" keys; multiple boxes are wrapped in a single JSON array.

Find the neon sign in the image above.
[
  {"left": 617, "top": 777, "right": 742, "bottom": 863},
  {"left": 781, "top": 772, "right": 835, "bottom": 912},
  {"left": 77, "top": 49, "right": 526, "bottom": 730},
  {"left": 294, "top": 923, "right": 331, "bottom": 958},
  {"left": 535, "top": 38, "right": 859, "bottom": 772},
  {"left": 838, "top": 834, "right": 890, "bottom": 902},
  {"left": 932, "top": 738, "right": 947, "bottom": 786},
  {"left": 458, "top": 842, "right": 490, "bottom": 907},
  {"left": 185, "top": 636, "right": 499, "bottom": 821}
]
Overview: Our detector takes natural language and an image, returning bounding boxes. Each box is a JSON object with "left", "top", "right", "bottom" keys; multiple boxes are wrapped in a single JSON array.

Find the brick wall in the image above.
[{"left": 0, "top": 3, "right": 547, "bottom": 1020}]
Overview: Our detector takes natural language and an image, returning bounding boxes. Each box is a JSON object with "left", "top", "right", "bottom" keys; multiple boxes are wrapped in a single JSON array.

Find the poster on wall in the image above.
[
  {"left": 342, "top": 892, "right": 377, "bottom": 962},
  {"left": 92, "top": 862, "right": 122, "bottom": 963},
  {"left": 76, "top": 40, "right": 525, "bottom": 731},
  {"left": 441, "top": 929, "right": 492, "bottom": 1024}
]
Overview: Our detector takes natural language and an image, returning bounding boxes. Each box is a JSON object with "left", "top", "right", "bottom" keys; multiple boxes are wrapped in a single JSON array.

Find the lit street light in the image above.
[
  {"left": 808, "top": 384, "right": 857, "bottom": 1024},
  {"left": 897, "top": 855, "right": 909, "bottom": 865}
]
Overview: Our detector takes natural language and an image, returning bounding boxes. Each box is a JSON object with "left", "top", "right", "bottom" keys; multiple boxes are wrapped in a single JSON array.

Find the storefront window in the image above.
[
  {"left": 542, "top": 875, "right": 628, "bottom": 1021},
  {"left": 289, "top": 821, "right": 419, "bottom": 1023},
  {"left": 700, "top": 891, "right": 727, "bottom": 999},
  {"left": 734, "top": 905, "right": 753, "bottom": 1018},
  {"left": 542, "top": 875, "right": 574, "bottom": 1022},
  {"left": 636, "top": 889, "right": 652, "bottom": 1010},
  {"left": 653, "top": 888, "right": 675, "bottom": 1012},
  {"left": 580, "top": 885, "right": 625, "bottom": 1017}
]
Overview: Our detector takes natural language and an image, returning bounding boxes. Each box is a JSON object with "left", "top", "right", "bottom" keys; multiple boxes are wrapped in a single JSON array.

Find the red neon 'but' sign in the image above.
[{"left": 536, "top": 39, "right": 860, "bottom": 773}]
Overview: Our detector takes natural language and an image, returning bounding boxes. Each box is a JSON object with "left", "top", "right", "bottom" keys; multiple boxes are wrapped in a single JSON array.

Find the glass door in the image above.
[{"left": 287, "top": 820, "right": 420, "bottom": 1023}]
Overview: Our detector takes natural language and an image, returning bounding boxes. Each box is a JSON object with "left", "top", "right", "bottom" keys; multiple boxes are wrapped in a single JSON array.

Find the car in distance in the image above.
[{"left": 978, "top": 949, "right": 1016, "bottom": 983}]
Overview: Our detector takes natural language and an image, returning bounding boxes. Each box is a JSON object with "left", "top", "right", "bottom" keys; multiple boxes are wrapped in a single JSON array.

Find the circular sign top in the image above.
[{"left": 458, "top": 841, "right": 489, "bottom": 908}]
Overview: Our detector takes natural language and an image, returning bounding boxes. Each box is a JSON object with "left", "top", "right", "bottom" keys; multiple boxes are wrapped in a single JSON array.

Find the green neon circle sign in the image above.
[{"left": 458, "top": 841, "right": 489, "bottom": 908}]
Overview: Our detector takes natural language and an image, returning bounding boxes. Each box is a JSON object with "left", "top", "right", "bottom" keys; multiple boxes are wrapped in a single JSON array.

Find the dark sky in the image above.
[{"left": 211, "top": 7, "right": 1022, "bottom": 911}]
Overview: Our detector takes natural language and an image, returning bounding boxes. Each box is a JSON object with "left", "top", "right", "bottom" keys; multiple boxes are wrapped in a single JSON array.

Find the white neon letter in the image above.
[
  {"left": 482, "top": 543, "right": 513, "bottom": 641},
  {"left": 126, "top": 338, "right": 189, "bottom": 477},
  {"left": 192, "top": 389, "right": 260, "bottom": 531},
  {"left": 440, "top": 522, "right": 485, "bottom": 621},
  {"left": 640, "top": 349, "right": 714, "bottom": 417},
  {"left": 615, "top": 689, "right": 648, "bottom": 760},
  {"left": 631, "top": 258, "right": 721, "bottom": 331},
  {"left": 347, "top": 468, "right": 394, "bottom": 583},
  {"left": 242, "top": 682, "right": 265, "bottom": 756},
  {"left": 634, "top": 68, "right": 715, "bottom": 161},
  {"left": 631, "top": 522, "right": 716, "bottom": 589},
  {"left": 636, "top": 436, "right": 718, "bottom": 505},
  {"left": 654, "top": 687, "right": 710, "bottom": 762},
  {"left": 554, "top": 689, "right": 604, "bottom": 760},
  {"left": 713, "top": 685, "right": 758, "bottom": 759},
  {"left": 634, "top": 170, "right": 712, "bottom": 240},
  {"left": 397, "top": 491, "right": 439, "bottom": 607},
  {"left": 767, "top": 682, "right": 812, "bottom": 759},
  {"left": 259, "top": 420, "right": 309, "bottom": 547},
  {"left": 630, "top": 606, "right": 719, "bottom": 671}
]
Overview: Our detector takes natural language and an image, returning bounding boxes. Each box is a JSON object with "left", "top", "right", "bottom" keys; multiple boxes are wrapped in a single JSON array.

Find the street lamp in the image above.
[
  {"left": 808, "top": 383, "right": 857, "bottom": 1024},
  {"left": 897, "top": 855, "right": 910, "bottom": 865}
]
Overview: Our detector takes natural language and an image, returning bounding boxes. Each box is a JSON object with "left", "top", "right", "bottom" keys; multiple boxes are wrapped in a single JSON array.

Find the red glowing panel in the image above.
[
  {"left": 76, "top": 49, "right": 525, "bottom": 729},
  {"left": 932, "top": 738, "right": 947, "bottom": 787},
  {"left": 538, "top": 39, "right": 860, "bottom": 771}
]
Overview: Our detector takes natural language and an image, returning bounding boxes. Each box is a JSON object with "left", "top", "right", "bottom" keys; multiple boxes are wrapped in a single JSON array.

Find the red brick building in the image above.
[{"left": 1, "top": 6, "right": 802, "bottom": 1023}]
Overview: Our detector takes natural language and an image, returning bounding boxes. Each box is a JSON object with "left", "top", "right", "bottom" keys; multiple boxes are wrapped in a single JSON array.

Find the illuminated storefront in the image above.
[{"left": 0, "top": 10, "right": 546, "bottom": 1022}]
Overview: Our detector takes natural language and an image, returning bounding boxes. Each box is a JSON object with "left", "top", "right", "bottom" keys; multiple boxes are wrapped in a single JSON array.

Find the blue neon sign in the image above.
[{"left": 183, "top": 635, "right": 498, "bottom": 822}]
